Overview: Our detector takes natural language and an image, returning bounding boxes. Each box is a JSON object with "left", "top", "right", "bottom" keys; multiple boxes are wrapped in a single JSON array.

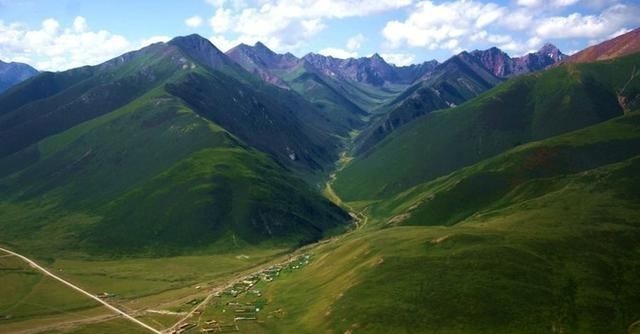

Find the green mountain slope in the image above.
[
  {"left": 0, "top": 35, "right": 347, "bottom": 173},
  {"left": 355, "top": 52, "right": 503, "bottom": 154},
  {"left": 373, "top": 112, "right": 640, "bottom": 227},
  {"left": 334, "top": 52, "right": 640, "bottom": 201},
  {"left": 0, "top": 43, "right": 180, "bottom": 159},
  {"left": 226, "top": 43, "right": 407, "bottom": 132},
  {"left": 0, "top": 36, "right": 350, "bottom": 256},
  {"left": 226, "top": 43, "right": 367, "bottom": 131},
  {"left": 247, "top": 112, "right": 640, "bottom": 334}
]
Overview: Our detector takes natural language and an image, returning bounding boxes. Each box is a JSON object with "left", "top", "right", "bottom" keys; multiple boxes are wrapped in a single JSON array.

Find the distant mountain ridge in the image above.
[
  {"left": 0, "top": 60, "right": 38, "bottom": 93},
  {"left": 470, "top": 43, "right": 567, "bottom": 78},
  {"left": 334, "top": 46, "right": 640, "bottom": 201},
  {"left": 354, "top": 50, "right": 503, "bottom": 154},
  {"left": 227, "top": 42, "right": 439, "bottom": 89}
]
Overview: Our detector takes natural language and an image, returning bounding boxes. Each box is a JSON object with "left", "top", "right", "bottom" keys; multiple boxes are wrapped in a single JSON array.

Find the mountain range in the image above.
[
  {"left": 0, "top": 30, "right": 581, "bottom": 257},
  {"left": 1, "top": 26, "right": 640, "bottom": 334},
  {"left": 0, "top": 34, "right": 350, "bottom": 254}
]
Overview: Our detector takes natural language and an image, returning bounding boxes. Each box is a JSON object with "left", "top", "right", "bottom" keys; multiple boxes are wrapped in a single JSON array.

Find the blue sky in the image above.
[{"left": 0, "top": 0, "right": 639, "bottom": 70}]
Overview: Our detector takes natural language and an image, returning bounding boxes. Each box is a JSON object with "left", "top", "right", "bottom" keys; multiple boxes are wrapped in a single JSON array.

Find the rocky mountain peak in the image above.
[
  {"left": 537, "top": 43, "right": 566, "bottom": 62},
  {"left": 168, "top": 34, "right": 233, "bottom": 71}
]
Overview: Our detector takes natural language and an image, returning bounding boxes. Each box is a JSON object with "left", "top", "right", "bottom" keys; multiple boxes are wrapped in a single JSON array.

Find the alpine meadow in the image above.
[{"left": 1, "top": 2, "right": 640, "bottom": 333}]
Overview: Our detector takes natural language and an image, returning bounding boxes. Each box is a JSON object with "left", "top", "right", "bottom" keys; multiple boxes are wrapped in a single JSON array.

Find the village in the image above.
[{"left": 168, "top": 253, "right": 313, "bottom": 334}]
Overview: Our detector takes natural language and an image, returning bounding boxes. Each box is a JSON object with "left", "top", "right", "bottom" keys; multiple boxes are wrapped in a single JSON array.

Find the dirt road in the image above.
[{"left": 0, "top": 247, "right": 162, "bottom": 334}]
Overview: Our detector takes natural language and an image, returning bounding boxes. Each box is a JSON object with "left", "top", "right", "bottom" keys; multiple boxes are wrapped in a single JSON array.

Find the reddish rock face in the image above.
[
  {"left": 227, "top": 42, "right": 439, "bottom": 87},
  {"left": 470, "top": 44, "right": 567, "bottom": 78},
  {"left": 563, "top": 27, "right": 640, "bottom": 64}
]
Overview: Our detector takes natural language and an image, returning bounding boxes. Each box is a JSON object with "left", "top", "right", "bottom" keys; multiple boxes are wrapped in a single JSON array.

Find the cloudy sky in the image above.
[{"left": 1, "top": 0, "right": 639, "bottom": 70}]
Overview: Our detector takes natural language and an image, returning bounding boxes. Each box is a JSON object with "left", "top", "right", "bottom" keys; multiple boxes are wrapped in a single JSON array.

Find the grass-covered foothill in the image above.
[
  {"left": 334, "top": 52, "right": 640, "bottom": 201},
  {"left": 0, "top": 35, "right": 351, "bottom": 258},
  {"left": 233, "top": 113, "right": 640, "bottom": 334}
]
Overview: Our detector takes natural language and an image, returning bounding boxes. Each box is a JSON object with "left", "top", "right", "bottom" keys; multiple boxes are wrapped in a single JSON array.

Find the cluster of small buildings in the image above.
[
  {"left": 178, "top": 253, "right": 314, "bottom": 333},
  {"left": 221, "top": 276, "right": 260, "bottom": 298},
  {"left": 199, "top": 318, "right": 240, "bottom": 333},
  {"left": 170, "top": 322, "right": 196, "bottom": 334}
]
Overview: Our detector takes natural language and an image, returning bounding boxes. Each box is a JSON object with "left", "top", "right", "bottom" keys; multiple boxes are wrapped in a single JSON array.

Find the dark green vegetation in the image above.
[
  {"left": 0, "top": 247, "right": 285, "bottom": 333},
  {"left": 245, "top": 112, "right": 640, "bottom": 334},
  {"left": 334, "top": 52, "right": 640, "bottom": 201},
  {"left": 0, "top": 35, "right": 349, "bottom": 256},
  {"left": 2, "top": 30, "right": 640, "bottom": 334},
  {"left": 355, "top": 51, "right": 503, "bottom": 154}
]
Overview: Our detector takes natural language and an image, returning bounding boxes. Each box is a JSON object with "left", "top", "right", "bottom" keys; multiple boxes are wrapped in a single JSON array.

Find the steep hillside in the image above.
[
  {"left": 355, "top": 51, "right": 502, "bottom": 154},
  {"left": 564, "top": 27, "right": 640, "bottom": 63},
  {"left": 227, "top": 43, "right": 369, "bottom": 131},
  {"left": 0, "top": 35, "right": 344, "bottom": 172},
  {"left": 471, "top": 44, "right": 566, "bottom": 78},
  {"left": 0, "top": 60, "right": 38, "bottom": 93},
  {"left": 334, "top": 52, "right": 640, "bottom": 201},
  {"left": 0, "top": 35, "right": 350, "bottom": 256},
  {"left": 227, "top": 44, "right": 440, "bottom": 116},
  {"left": 0, "top": 43, "right": 181, "bottom": 159},
  {"left": 354, "top": 44, "right": 568, "bottom": 154},
  {"left": 374, "top": 112, "right": 640, "bottom": 227},
  {"left": 244, "top": 112, "right": 640, "bottom": 334},
  {"left": 226, "top": 42, "right": 297, "bottom": 87}
]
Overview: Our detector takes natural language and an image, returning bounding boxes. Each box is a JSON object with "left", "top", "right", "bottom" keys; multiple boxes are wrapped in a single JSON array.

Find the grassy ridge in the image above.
[
  {"left": 166, "top": 69, "right": 343, "bottom": 172},
  {"left": 0, "top": 44, "right": 184, "bottom": 159},
  {"left": 0, "top": 88, "right": 348, "bottom": 257},
  {"left": 334, "top": 53, "right": 640, "bottom": 201},
  {"left": 372, "top": 112, "right": 640, "bottom": 227},
  {"left": 355, "top": 52, "right": 503, "bottom": 154},
  {"left": 88, "top": 146, "right": 348, "bottom": 254},
  {"left": 245, "top": 113, "right": 640, "bottom": 334},
  {"left": 0, "top": 37, "right": 351, "bottom": 257}
]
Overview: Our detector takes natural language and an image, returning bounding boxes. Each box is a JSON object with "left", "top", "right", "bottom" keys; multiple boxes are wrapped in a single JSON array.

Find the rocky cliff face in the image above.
[{"left": 470, "top": 44, "right": 566, "bottom": 78}]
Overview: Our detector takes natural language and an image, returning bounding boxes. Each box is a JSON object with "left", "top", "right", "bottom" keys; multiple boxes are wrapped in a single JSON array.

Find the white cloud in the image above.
[
  {"left": 209, "top": 8, "right": 234, "bottom": 33},
  {"left": 346, "top": 33, "right": 364, "bottom": 51},
  {"left": 382, "top": 0, "right": 505, "bottom": 50},
  {"left": 536, "top": 4, "right": 640, "bottom": 39},
  {"left": 552, "top": 0, "right": 580, "bottom": 7},
  {"left": 314, "top": 33, "right": 366, "bottom": 60},
  {"left": 380, "top": 0, "right": 640, "bottom": 57},
  {"left": 319, "top": 47, "right": 357, "bottom": 59},
  {"left": 498, "top": 9, "right": 534, "bottom": 30},
  {"left": 204, "top": 0, "right": 412, "bottom": 52},
  {"left": 0, "top": 16, "right": 168, "bottom": 71},
  {"left": 0, "top": 17, "right": 131, "bottom": 71},
  {"left": 380, "top": 53, "right": 415, "bottom": 66},
  {"left": 443, "top": 39, "right": 459, "bottom": 50},
  {"left": 185, "top": 15, "right": 204, "bottom": 28},
  {"left": 517, "top": 0, "right": 579, "bottom": 7},
  {"left": 517, "top": 0, "right": 542, "bottom": 6},
  {"left": 206, "top": 0, "right": 226, "bottom": 7},
  {"left": 73, "top": 16, "right": 87, "bottom": 33}
]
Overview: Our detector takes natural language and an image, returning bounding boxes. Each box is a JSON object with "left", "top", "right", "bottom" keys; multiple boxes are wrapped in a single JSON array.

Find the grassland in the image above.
[
  {"left": 0, "top": 254, "right": 108, "bottom": 334},
  {"left": 150, "top": 113, "right": 640, "bottom": 334},
  {"left": 0, "top": 245, "right": 291, "bottom": 333},
  {"left": 334, "top": 52, "right": 640, "bottom": 201}
]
